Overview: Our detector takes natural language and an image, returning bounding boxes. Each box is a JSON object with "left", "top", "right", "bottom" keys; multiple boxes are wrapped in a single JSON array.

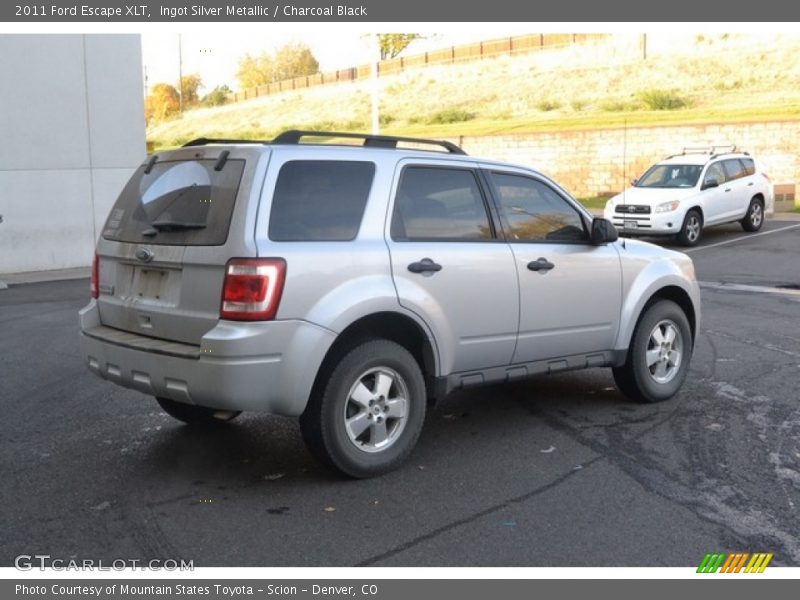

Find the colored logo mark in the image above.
[{"left": 697, "top": 552, "right": 773, "bottom": 573}]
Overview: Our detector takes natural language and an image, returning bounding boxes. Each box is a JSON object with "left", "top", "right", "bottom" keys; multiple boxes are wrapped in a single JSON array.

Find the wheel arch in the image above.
[
  {"left": 616, "top": 263, "right": 701, "bottom": 357},
  {"left": 639, "top": 285, "right": 697, "bottom": 344},
  {"left": 308, "top": 311, "right": 440, "bottom": 408},
  {"left": 686, "top": 205, "right": 704, "bottom": 223}
]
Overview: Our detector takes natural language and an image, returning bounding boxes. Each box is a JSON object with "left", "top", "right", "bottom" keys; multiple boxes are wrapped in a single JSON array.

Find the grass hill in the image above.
[{"left": 147, "top": 33, "right": 800, "bottom": 150}]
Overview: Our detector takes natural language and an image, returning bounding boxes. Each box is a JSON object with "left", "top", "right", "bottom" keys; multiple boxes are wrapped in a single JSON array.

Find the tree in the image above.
[
  {"left": 179, "top": 74, "right": 203, "bottom": 107},
  {"left": 235, "top": 53, "right": 274, "bottom": 90},
  {"left": 235, "top": 43, "right": 319, "bottom": 90},
  {"left": 147, "top": 83, "right": 180, "bottom": 121},
  {"left": 378, "top": 34, "right": 422, "bottom": 60},
  {"left": 273, "top": 43, "right": 319, "bottom": 81},
  {"left": 202, "top": 84, "right": 232, "bottom": 107}
]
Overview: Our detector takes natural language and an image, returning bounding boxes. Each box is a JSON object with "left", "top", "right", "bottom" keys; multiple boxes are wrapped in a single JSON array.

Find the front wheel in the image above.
[
  {"left": 676, "top": 209, "right": 702, "bottom": 246},
  {"left": 156, "top": 397, "right": 241, "bottom": 425},
  {"left": 612, "top": 300, "right": 693, "bottom": 403},
  {"left": 741, "top": 198, "right": 764, "bottom": 232},
  {"left": 299, "top": 339, "right": 426, "bottom": 478}
]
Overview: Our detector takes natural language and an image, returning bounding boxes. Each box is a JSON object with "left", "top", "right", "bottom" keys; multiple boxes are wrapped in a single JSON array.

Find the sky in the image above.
[{"left": 140, "top": 31, "right": 514, "bottom": 94}]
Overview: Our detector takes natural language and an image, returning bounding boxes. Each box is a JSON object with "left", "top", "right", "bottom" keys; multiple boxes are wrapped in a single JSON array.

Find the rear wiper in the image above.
[{"left": 150, "top": 220, "right": 207, "bottom": 232}]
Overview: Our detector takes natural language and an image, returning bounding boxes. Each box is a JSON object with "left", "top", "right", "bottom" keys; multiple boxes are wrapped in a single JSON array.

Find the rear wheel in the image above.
[
  {"left": 676, "top": 209, "right": 702, "bottom": 246},
  {"left": 741, "top": 197, "right": 764, "bottom": 232},
  {"left": 156, "top": 397, "right": 240, "bottom": 425},
  {"left": 299, "top": 339, "right": 426, "bottom": 478},
  {"left": 612, "top": 300, "right": 692, "bottom": 403}
]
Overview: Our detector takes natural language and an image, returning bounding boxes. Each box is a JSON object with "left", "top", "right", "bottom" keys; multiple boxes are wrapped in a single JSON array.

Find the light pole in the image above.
[
  {"left": 178, "top": 33, "right": 184, "bottom": 115},
  {"left": 370, "top": 34, "right": 380, "bottom": 134}
]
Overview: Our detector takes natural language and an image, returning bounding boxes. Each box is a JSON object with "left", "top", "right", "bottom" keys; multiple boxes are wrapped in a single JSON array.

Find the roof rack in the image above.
[
  {"left": 181, "top": 131, "right": 467, "bottom": 155},
  {"left": 272, "top": 130, "right": 466, "bottom": 154},
  {"left": 667, "top": 144, "right": 745, "bottom": 159},
  {"left": 182, "top": 137, "right": 270, "bottom": 147}
]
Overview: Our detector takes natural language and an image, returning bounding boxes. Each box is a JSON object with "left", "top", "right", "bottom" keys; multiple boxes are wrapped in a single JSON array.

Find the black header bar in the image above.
[{"left": 3, "top": 0, "right": 800, "bottom": 22}]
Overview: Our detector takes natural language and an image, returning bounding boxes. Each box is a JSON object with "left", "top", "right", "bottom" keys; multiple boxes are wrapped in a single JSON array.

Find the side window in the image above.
[
  {"left": 722, "top": 159, "right": 746, "bottom": 181},
  {"left": 741, "top": 158, "right": 756, "bottom": 176},
  {"left": 391, "top": 167, "right": 492, "bottom": 241},
  {"left": 268, "top": 160, "right": 375, "bottom": 241},
  {"left": 704, "top": 162, "right": 726, "bottom": 185},
  {"left": 490, "top": 172, "right": 587, "bottom": 242}
]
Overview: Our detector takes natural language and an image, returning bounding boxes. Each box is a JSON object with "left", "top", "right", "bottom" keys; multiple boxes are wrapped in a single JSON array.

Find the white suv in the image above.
[{"left": 604, "top": 148, "right": 772, "bottom": 246}]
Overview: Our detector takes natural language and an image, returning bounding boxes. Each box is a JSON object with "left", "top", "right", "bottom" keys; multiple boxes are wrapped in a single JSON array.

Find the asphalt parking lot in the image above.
[{"left": 2, "top": 219, "right": 799, "bottom": 567}]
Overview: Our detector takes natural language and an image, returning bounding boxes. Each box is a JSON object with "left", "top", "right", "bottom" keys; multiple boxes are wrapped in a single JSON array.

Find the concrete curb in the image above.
[{"left": 0, "top": 267, "right": 91, "bottom": 288}]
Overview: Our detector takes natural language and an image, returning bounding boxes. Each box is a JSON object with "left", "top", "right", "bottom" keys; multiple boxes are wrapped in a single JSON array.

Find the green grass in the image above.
[
  {"left": 637, "top": 88, "right": 690, "bottom": 110},
  {"left": 576, "top": 196, "right": 610, "bottom": 211}
]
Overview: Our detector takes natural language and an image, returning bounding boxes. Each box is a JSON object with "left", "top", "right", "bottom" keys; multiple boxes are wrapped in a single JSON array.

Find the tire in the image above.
[
  {"left": 741, "top": 197, "right": 764, "bottom": 232},
  {"left": 612, "top": 300, "right": 692, "bottom": 403},
  {"left": 156, "top": 397, "right": 240, "bottom": 425},
  {"left": 676, "top": 209, "right": 703, "bottom": 247},
  {"left": 299, "top": 339, "right": 426, "bottom": 478}
]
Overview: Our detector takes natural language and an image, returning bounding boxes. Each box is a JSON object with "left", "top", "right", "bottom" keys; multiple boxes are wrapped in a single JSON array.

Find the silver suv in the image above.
[{"left": 80, "top": 131, "right": 701, "bottom": 478}]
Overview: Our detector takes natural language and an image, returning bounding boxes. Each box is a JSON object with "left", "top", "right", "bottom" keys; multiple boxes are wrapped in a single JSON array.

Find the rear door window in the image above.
[
  {"left": 391, "top": 167, "right": 493, "bottom": 241},
  {"left": 102, "top": 159, "right": 245, "bottom": 246},
  {"left": 268, "top": 160, "right": 375, "bottom": 241},
  {"left": 722, "top": 159, "right": 746, "bottom": 181}
]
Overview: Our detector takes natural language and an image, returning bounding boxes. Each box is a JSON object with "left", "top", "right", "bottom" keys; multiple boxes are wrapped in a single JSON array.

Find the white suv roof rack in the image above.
[{"left": 666, "top": 145, "right": 749, "bottom": 160}]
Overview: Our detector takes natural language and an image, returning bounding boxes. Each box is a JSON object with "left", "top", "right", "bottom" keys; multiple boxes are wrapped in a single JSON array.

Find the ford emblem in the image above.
[{"left": 135, "top": 247, "right": 154, "bottom": 263}]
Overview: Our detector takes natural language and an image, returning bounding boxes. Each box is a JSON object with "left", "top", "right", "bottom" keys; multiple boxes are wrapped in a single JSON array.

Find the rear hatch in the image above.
[{"left": 94, "top": 145, "right": 267, "bottom": 346}]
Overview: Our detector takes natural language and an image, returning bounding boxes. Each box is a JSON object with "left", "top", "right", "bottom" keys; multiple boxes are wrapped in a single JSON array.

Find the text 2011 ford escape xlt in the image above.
[{"left": 80, "top": 131, "right": 701, "bottom": 477}]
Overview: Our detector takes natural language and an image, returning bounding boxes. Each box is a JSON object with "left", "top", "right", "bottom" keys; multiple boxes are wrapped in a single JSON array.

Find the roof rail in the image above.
[
  {"left": 182, "top": 137, "right": 270, "bottom": 147},
  {"left": 272, "top": 130, "right": 467, "bottom": 155},
  {"left": 667, "top": 144, "right": 739, "bottom": 159}
]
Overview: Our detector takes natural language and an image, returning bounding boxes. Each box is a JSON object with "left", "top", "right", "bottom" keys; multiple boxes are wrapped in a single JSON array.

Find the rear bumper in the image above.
[{"left": 79, "top": 301, "right": 336, "bottom": 416}]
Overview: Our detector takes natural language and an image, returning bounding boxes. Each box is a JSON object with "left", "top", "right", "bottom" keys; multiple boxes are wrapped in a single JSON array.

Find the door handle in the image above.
[
  {"left": 724, "top": 188, "right": 732, "bottom": 192},
  {"left": 408, "top": 258, "right": 442, "bottom": 274},
  {"left": 748, "top": 182, "right": 754, "bottom": 186},
  {"left": 527, "top": 257, "right": 555, "bottom": 272}
]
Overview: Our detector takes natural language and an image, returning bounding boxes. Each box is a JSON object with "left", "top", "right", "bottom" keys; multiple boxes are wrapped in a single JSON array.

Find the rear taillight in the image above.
[
  {"left": 90, "top": 254, "right": 99, "bottom": 299},
  {"left": 220, "top": 258, "right": 286, "bottom": 321}
]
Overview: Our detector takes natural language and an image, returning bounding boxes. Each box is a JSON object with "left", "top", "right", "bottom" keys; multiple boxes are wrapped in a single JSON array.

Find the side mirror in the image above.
[
  {"left": 631, "top": 178, "right": 638, "bottom": 186},
  {"left": 701, "top": 177, "right": 719, "bottom": 190},
  {"left": 591, "top": 218, "right": 618, "bottom": 245}
]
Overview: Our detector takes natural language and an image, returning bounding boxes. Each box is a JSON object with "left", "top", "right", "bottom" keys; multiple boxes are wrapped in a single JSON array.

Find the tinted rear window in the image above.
[
  {"left": 391, "top": 167, "right": 492, "bottom": 241},
  {"left": 102, "top": 159, "right": 245, "bottom": 246},
  {"left": 268, "top": 160, "right": 375, "bottom": 241}
]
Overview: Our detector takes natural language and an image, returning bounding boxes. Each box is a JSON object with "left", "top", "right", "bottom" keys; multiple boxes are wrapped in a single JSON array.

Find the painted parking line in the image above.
[
  {"left": 699, "top": 281, "right": 800, "bottom": 298},
  {"left": 685, "top": 223, "right": 800, "bottom": 253}
]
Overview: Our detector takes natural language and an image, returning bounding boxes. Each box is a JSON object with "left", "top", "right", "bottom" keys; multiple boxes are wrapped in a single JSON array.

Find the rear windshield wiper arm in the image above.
[{"left": 149, "top": 220, "right": 207, "bottom": 232}]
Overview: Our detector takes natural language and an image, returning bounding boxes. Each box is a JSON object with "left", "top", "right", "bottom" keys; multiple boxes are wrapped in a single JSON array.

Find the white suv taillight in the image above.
[
  {"left": 91, "top": 254, "right": 99, "bottom": 299},
  {"left": 220, "top": 258, "right": 286, "bottom": 321}
]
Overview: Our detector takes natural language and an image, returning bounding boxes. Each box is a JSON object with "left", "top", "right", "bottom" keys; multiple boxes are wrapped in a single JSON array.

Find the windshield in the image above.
[
  {"left": 635, "top": 164, "right": 702, "bottom": 188},
  {"left": 102, "top": 158, "right": 244, "bottom": 246}
]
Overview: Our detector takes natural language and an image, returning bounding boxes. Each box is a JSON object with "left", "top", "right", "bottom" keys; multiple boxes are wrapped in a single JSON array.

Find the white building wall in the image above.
[{"left": 0, "top": 34, "right": 145, "bottom": 274}]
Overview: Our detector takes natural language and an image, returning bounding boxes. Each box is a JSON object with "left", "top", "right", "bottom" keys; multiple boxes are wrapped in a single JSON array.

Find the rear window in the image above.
[
  {"left": 268, "top": 160, "right": 375, "bottom": 242},
  {"left": 102, "top": 159, "right": 245, "bottom": 246},
  {"left": 741, "top": 158, "right": 756, "bottom": 176}
]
